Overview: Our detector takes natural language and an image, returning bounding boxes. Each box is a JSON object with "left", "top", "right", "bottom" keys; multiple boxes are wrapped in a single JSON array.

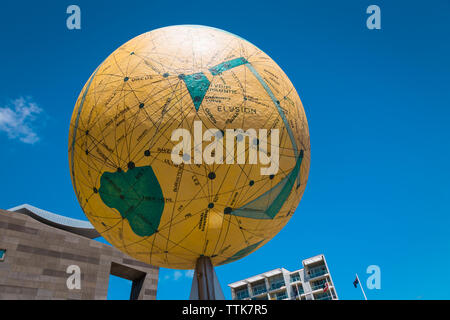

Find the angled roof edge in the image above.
[{"left": 7, "top": 204, "right": 100, "bottom": 239}]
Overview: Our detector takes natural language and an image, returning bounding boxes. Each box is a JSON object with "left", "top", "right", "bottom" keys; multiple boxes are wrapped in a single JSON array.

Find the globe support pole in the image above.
[{"left": 189, "top": 256, "right": 225, "bottom": 300}]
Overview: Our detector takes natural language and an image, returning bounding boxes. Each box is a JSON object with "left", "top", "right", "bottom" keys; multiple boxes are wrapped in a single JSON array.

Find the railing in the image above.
[
  {"left": 290, "top": 274, "right": 300, "bottom": 282},
  {"left": 315, "top": 295, "right": 333, "bottom": 300},
  {"left": 274, "top": 292, "right": 288, "bottom": 300},
  {"left": 269, "top": 280, "right": 285, "bottom": 291},
  {"left": 314, "top": 292, "right": 332, "bottom": 300},
  {"left": 252, "top": 285, "right": 267, "bottom": 296},
  {"left": 310, "top": 281, "right": 328, "bottom": 291},
  {"left": 235, "top": 290, "right": 250, "bottom": 300},
  {"left": 307, "top": 267, "right": 328, "bottom": 279},
  {"left": 291, "top": 287, "right": 304, "bottom": 296}
]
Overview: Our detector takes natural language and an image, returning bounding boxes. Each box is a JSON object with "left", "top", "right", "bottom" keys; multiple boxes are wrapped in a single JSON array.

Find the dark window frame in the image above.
[{"left": 0, "top": 249, "right": 6, "bottom": 261}]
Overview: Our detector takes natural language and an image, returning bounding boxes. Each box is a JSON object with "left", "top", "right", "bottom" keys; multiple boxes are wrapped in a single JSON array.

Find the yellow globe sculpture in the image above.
[{"left": 68, "top": 25, "right": 310, "bottom": 269}]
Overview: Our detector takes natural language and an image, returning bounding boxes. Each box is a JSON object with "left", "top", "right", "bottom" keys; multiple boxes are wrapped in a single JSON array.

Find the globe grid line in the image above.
[
  {"left": 69, "top": 26, "right": 310, "bottom": 269},
  {"left": 78, "top": 89, "right": 296, "bottom": 230}
]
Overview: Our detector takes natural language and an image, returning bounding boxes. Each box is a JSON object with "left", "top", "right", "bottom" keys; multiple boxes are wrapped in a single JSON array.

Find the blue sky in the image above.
[{"left": 1, "top": 0, "right": 449, "bottom": 300}]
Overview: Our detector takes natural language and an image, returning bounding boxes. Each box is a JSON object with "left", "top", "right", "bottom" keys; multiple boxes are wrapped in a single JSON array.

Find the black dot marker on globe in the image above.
[{"left": 68, "top": 26, "right": 311, "bottom": 288}]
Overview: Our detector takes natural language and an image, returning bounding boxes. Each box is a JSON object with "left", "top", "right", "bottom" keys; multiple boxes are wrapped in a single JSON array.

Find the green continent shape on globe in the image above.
[{"left": 98, "top": 166, "right": 164, "bottom": 237}]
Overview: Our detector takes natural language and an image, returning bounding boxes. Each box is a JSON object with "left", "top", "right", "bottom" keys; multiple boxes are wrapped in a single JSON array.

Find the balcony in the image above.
[
  {"left": 252, "top": 284, "right": 267, "bottom": 296},
  {"left": 290, "top": 273, "right": 300, "bottom": 283},
  {"left": 310, "top": 279, "right": 328, "bottom": 291},
  {"left": 291, "top": 285, "right": 304, "bottom": 297},
  {"left": 272, "top": 290, "right": 288, "bottom": 300},
  {"left": 307, "top": 266, "right": 328, "bottom": 279},
  {"left": 314, "top": 292, "right": 333, "bottom": 300},
  {"left": 315, "top": 295, "right": 333, "bottom": 300},
  {"left": 235, "top": 289, "right": 250, "bottom": 300},
  {"left": 269, "top": 278, "right": 286, "bottom": 291}
]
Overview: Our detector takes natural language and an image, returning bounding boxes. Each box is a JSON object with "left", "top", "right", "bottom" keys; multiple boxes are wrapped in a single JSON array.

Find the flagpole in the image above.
[{"left": 356, "top": 273, "right": 367, "bottom": 300}]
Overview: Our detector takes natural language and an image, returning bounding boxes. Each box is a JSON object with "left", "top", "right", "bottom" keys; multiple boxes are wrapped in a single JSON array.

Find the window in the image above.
[
  {"left": 269, "top": 276, "right": 285, "bottom": 290},
  {"left": 311, "top": 278, "right": 329, "bottom": 291},
  {"left": 252, "top": 282, "right": 267, "bottom": 295},
  {"left": 273, "top": 290, "right": 287, "bottom": 300},
  {"left": 235, "top": 288, "right": 250, "bottom": 300},
  {"left": 290, "top": 272, "right": 300, "bottom": 282},
  {"left": 291, "top": 284, "right": 304, "bottom": 297},
  {"left": 308, "top": 265, "right": 328, "bottom": 278},
  {"left": 314, "top": 291, "right": 332, "bottom": 300},
  {"left": 0, "top": 249, "right": 5, "bottom": 261}
]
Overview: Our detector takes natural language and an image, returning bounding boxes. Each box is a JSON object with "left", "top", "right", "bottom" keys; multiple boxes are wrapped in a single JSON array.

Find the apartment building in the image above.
[{"left": 228, "top": 254, "right": 338, "bottom": 300}]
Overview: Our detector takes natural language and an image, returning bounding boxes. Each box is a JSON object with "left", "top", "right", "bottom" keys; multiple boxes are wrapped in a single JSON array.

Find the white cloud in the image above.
[
  {"left": 173, "top": 271, "right": 183, "bottom": 281},
  {"left": 185, "top": 270, "right": 194, "bottom": 278},
  {"left": 0, "top": 97, "right": 43, "bottom": 144},
  {"left": 161, "top": 269, "right": 195, "bottom": 281}
]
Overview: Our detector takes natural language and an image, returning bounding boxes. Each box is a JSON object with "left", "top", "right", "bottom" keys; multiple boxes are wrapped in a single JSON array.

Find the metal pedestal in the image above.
[{"left": 189, "top": 256, "right": 225, "bottom": 300}]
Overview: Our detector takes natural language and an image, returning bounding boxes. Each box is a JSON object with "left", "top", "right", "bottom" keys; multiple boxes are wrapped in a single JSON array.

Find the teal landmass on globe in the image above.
[
  {"left": 227, "top": 150, "right": 304, "bottom": 220},
  {"left": 182, "top": 57, "right": 248, "bottom": 111},
  {"left": 98, "top": 165, "right": 164, "bottom": 237},
  {"left": 183, "top": 72, "right": 211, "bottom": 111}
]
